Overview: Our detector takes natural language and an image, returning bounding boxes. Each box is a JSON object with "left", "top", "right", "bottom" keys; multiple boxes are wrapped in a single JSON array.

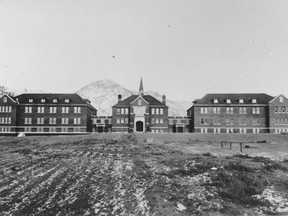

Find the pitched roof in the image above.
[
  {"left": 16, "top": 93, "right": 97, "bottom": 110},
  {"left": 113, "top": 94, "right": 167, "bottom": 107},
  {"left": 195, "top": 93, "right": 274, "bottom": 105}
]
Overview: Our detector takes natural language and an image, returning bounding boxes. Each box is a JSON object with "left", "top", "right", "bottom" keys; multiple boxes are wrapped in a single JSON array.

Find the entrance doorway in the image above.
[{"left": 136, "top": 121, "right": 144, "bottom": 132}]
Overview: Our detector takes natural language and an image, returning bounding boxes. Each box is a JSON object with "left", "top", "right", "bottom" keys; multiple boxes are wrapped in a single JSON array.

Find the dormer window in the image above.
[
  {"left": 280, "top": 96, "right": 284, "bottom": 103},
  {"left": 252, "top": 99, "right": 257, "bottom": 104},
  {"left": 239, "top": 99, "right": 244, "bottom": 104},
  {"left": 138, "top": 99, "right": 142, "bottom": 105},
  {"left": 41, "top": 99, "right": 46, "bottom": 103},
  {"left": 29, "top": 99, "right": 33, "bottom": 103},
  {"left": 3, "top": 97, "right": 7, "bottom": 103},
  {"left": 213, "top": 99, "right": 218, "bottom": 103},
  {"left": 65, "top": 99, "right": 70, "bottom": 103},
  {"left": 53, "top": 99, "right": 58, "bottom": 103},
  {"left": 226, "top": 99, "right": 231, "bottom": 104}
]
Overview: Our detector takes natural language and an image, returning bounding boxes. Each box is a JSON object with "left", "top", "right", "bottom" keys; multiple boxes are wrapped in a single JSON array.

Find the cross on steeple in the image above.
[{"left": 139, "top": 78, "right": 144, "bottom": 96}]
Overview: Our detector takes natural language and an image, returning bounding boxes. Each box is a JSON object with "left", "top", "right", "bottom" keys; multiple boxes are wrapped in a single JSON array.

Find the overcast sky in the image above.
[{"left": 1, "top": 0, "right": 288, "bottom": 101}]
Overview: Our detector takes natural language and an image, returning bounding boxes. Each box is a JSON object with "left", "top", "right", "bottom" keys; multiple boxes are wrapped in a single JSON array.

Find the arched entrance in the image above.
[{"left": 136, "top": 121, "right": 144, "bottom": 132}]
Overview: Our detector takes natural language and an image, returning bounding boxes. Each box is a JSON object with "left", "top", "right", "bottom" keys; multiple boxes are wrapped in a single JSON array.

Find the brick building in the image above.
[
  {"left": 0, "top": 93, "right": 97, "bottom": 135},
  {"left": 268, "top": 94, "right": 288, "bottom": 134},
  {"left": 111, "top": 79, "right": 169, "bottom": 133},
  {"left": 168, "top": 116, "right": 191, "bottom": 133},
  {"left": 188, "top": 93, "right": 274, "bottom": 134},
  {"left": 92, "top": 115, "right": 112, "bottom": 133}
]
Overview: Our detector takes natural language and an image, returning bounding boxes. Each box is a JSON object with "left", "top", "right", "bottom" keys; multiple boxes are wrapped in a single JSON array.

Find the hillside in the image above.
[{"left": 76, "top": 79, "right": 192, "bottom": 116}]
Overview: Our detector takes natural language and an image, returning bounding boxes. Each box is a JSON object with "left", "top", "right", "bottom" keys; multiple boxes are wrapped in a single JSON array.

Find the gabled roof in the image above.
[
  {"left": 113, "top": 94, "right": 167, "bottom": 107},
  {"left": 0, "top": 94, "right": 18, "bottom": 103},
  {"left": 194, "top": 93, "right": 274, "bottom": 105},
  {"left": 16, "top": 93, "right": 97, "bottom": 110}
]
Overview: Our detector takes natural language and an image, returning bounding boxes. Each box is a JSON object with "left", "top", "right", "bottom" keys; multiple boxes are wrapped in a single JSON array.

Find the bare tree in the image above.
[{"left": 0, "top": 86, "right": 15, "bottom": 97}]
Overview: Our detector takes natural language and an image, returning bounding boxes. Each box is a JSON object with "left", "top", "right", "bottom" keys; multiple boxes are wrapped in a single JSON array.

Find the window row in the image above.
[
  {"left": 23, "top": 127, "right": 82, "bottom": 133},
  {"left": 28, "top": 98, "right": 71, "bottom": 103},
  {"left": 0, "top": 117, "right": 11, "bottom": 124},
  {"left": 200, "top": 118, "right": 261, "bottom": 126},
  {"left": 168, "top": 119, "right": 190, "bottom": 125},
  {"left": 200, "top": 128, "right": 261, "bottom": 134},
  {"left": 274, "top": 118, "right": 288, "bottom": 125},
  {"left": 24, "top": 106, "right": 82, "bottom": 114},
  {"left": 274, "top": 107, "right": 288, "bottom": 114},
  {"left": 24, "top": 118, "right": 82, "bottom": 125},
  {"left": 0, "top": 127, "right": 11, "bottom": 132},
  {"left": 117, "top": 108, "right": 129, "bottom": 115},
  {"left": 0, "top": 106, "right": 12, "bottom": 113},
  {"left": 151, "top": 118, "right": 164, "bottom": 124},
  {"left": 200, "top": 107, "right": 261, "bottom": 114},
  {"left": 212, "top": 98, "right": 257, "bottom": 104},
  {"left": 151, "top": 108, "right": 164, "bottom": 115},
  {"left": 116, "top": 118, "right": 129, "bottom": 124}
]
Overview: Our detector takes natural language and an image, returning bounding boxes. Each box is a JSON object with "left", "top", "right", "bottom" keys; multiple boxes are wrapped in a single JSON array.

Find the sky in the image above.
[{"left": 1, "top": 0, "right": 288, "bottom": 101}]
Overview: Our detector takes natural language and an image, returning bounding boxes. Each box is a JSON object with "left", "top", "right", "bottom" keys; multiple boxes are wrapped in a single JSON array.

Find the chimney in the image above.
[
  {"left": 162, "top": 95, "right": 166, "bottom": 105},
  {"left": 118, "top": 94, "right": 122, "bottom": 101}
]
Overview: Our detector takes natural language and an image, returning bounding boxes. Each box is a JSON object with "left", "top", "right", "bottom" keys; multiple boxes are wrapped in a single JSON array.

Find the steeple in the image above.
[{"left": 139, "top": 78, "right": 144, "bottom": 96}]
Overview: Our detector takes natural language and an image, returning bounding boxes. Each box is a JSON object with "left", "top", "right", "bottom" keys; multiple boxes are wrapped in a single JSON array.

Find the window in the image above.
[
  {"left": 213, "top": 119, "right": 220, "bottom": 125},
  {"left": 280, "top": 96, "right": 284, "bottom": 102},
  {"left": 275, "top": 107, "right": 278, "bottom": 113},
  {"left": 239, "top": 99, "right": 244, "bottom": 103},
  {"left": 117, "top": 118, "right": 120, "bottom": 124},
  {"left": 200, "top": 107, "right": 208, "bottom": 114},
  {"left": 200, "top": 118, "right": 207, "bottom": 125},
  {"left": 160, "top": 108, "right": 163, "bottom": 115},
  {"left": 49, "top": 118, "right": 56, "bottom": 124},
  {"left": 252, "top": 119, "right": 260, "bottom": 125},
  {"left": 252, "top": 99, "right": 257, "bottom": 103},
  {"left": 37, "top": 118, "right": 44, "bottom": 124},
  {"left": 62, "top": 107, "right": 69, "bottom": 113},
  {"left": 74, "top": 107, "right": 81, "bottom": 114},
  {"left": 124, "top": 118, "right": 128, "bottom": 123},
  {"left": 29, "top": 99, "right": 33, "bottom": 103},
  {"left": 151, "top": 108, "right": 155, "bottom": 114},
  {"left": 125, "top": 108, "right": 129, "bottom": 114},
  {"left": 156, "top": 118, "right": 159, "bottom": 124},
  {"left": 155, "top": 108, "right": 159, "bottom": 115},
  {"left": 159, "top": 118, "right": 163, "bottom": 124},
  {"left": 50, "top": 107, "right": 57, "bottom": 113},
  {"left": 117, "top": 109, "right": 120, "bottom": 114},
  {"left": 213, "top": 107, "right": 221, "bottom": 114},
  {"left": 138, "top": 99, "right": 142, "bottom": 105},
  {"left": 120, "top": 118, "right": 124, "bottom": 123},
  {"left": 213, "top": 99, "right": 218, "bottom": 103},
  {"left": 151, "top": 118, "right": 155, "bottom": 123},
  {"left": 53, "top": 99, "right": 58, "bottom": 103},
  {"left": 24, "top": 118, "right": 32, "bottom": 124},
  {"left": 37, "top": 127, "right": 44, "bottom": 133},
  {"left": 74, "top": 118, "right": 81, "bottom": 124},
  {"left": 25, "top": 106, "right": 32, "bottom": 113},
  {"left": 3, "top": 97, "right": 7, "bottom": 103},
  {"left": 62, "top": 118, "right": 69, "bottom": 124},
  {"left": 282, "top": 107, "right": 285, "bottom": 113},
  {"left": 62, "top": 127, "right": 68, "bottom": 133},
  {"left": 226, "top": 99, "right": 231, "bottom": 104},
  {"left": 65, "top": 99, "right": 70, "bottom": 103},
  {"left": 41, "top": 99, "right": 46, "bottom": 103},
  {"left": 37, "top": 107, "right": 44, "bottom": 113},
  {"left": 239, "top": 107, "right": 247, "bottom": 114},
  {"left": 226, "top": 107, "right": 234, "bottom": 114}
]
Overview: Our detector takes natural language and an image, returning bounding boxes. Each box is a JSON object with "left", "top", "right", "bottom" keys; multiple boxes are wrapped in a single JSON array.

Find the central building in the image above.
[{"left": 111, "top": 79, "right": 168, "bottom": 133}]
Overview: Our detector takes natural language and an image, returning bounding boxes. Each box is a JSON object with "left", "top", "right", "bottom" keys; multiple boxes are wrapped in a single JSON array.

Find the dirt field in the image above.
[{"left": 0, "top": 133, "right": 288, "bottom": 215}]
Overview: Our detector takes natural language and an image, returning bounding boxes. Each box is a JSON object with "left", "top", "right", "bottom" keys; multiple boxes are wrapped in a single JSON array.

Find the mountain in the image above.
[{"left": 76, "top": 79, "right": 192, "bottom": 116}]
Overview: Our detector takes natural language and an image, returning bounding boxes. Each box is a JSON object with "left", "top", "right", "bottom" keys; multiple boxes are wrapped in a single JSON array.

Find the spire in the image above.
[{"left": 139, "top": 77, "right": 144, "bottom": 96}]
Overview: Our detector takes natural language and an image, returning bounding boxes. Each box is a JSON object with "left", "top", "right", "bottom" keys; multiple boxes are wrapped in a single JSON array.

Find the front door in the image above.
[{"left": 136, "top": 121, "right": 144, "bottom": 132}]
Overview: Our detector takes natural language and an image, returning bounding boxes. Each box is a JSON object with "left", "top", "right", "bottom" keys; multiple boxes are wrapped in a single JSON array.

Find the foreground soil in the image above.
[{"left": 0, "top": 134, "right": 288, "bottom": 216}]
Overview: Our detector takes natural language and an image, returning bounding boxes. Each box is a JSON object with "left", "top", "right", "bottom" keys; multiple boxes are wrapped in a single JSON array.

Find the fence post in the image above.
[
  {"left": 240, "top": 142, "right": 243, "bottom": 152},
  {"left": 221, "top": 141, "right": 223, "bottom": 148}
]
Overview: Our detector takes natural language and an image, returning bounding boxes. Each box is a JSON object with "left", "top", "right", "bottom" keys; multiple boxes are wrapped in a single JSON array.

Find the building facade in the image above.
[
  {"left": 0, "top": 93, "right": 97, "bottom": 135},
  {"left": 168, "top": 116, "right": 191, "bottom": 133},
  {"left": 188, "top": 93, "right": 274, "bottom": 134},
  {"left": 111, "top": 79, "right": 169, "bottom": 133},
  {"left": 268, "top": 94, "right": 288, "bottom": 134},
  {"left": 92, "top": 115, "right": 112, "bottom": 133}
]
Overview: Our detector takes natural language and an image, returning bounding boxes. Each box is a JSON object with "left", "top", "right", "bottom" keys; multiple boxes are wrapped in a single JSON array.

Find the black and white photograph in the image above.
[{"left": 1, "top": 0, "right": 288, "bottom": 215}]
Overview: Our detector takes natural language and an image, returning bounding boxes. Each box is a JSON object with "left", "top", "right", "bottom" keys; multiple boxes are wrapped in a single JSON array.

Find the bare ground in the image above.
[{"left": 0, "top": 133, "right": 288, "bottom": 216}]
